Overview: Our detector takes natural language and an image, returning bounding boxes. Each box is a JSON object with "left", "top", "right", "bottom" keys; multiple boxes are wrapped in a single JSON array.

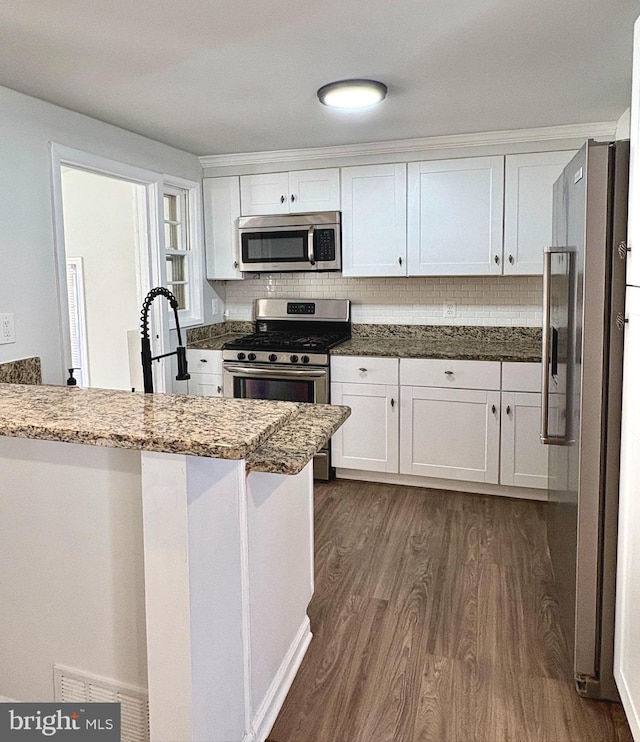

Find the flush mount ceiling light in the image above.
[{"left": 317, "top": 79, "right": 387, "bottom": 109}]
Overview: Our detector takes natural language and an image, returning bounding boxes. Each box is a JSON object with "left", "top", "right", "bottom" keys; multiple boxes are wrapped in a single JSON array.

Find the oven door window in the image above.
[
  {"left": 241, "top": 230, "right": 309, "bottom": 264},
  {"left": 235, "top": 376, "right": 315, "bottom": 403}
]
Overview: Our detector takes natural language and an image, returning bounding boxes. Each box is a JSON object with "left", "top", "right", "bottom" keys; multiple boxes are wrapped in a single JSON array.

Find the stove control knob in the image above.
[
  {"left": 290, "top": 355, "right": 299, "bottom": 364},
  {"left": 301, "top": 355, "right": 310, "bottom": 364},
  {"left": 269, "top": 353, "right": 278, "bottom": 362},
  {"left": 247, "top": 353, "right": 256, "bottom": 361},
  {"left": 237, "top": 352, "right": 246, "bottom": 361}
]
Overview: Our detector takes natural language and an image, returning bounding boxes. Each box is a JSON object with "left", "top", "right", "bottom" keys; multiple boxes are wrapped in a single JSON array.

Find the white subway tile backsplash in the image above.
[{"left": 223, "top": 274, "right": 542, "bottom": 326}]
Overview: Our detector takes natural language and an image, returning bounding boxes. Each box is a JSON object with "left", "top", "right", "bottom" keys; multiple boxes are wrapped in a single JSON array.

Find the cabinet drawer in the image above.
[
  {"left": 186, "top": 349, "right": 223, "bottom": 375},
  {"left": 331, "top": 356, "right": 398, "bottom": 384},
  {"left": 502, "top": 362, "right": 542, "bottom": 392},
  {"left": 188, "top": 372, "right": 223, "bottom": 397},
  {"left": 400, "top": 358, "right": 500, "bottom": 390}
]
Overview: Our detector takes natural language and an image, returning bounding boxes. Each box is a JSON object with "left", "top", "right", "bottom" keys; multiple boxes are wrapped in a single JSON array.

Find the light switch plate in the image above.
[{"left": 0, "top": 313, "right": 15, "bottom": 344}]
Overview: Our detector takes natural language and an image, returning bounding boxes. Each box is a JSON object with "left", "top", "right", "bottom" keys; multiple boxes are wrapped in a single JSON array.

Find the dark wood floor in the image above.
[{"left": 268, "top": 479, "right": 633, "bottom": 742}]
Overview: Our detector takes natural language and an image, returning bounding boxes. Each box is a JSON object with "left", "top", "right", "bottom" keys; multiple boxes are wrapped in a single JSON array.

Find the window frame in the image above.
[{"left": 162, "top": 175, "right": 204, "bottom": 329}]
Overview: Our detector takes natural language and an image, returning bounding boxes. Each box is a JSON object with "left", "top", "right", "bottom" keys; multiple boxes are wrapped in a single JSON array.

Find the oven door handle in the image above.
[{"left": 224, "top": 364, "right": 327, "bottom": 379}]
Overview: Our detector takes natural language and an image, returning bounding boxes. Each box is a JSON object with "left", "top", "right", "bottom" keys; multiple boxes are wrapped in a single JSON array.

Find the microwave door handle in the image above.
[{"left": 308, "top": 226, "right": 316, "bottom": 266}]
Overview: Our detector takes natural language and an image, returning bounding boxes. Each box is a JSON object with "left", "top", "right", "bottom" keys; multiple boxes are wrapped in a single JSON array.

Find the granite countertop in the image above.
[
  {"left": 332, "top": 325, "right": 543, "bottom": 363},
  {"left": 188, "top": 333, "right": 246, "bottom": 351},
  {"left": 0, "top": 384, "right": 349, "bottom": 474}
]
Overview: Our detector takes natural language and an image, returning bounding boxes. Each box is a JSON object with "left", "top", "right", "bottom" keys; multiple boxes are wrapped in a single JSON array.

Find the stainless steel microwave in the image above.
[{"left": 237, "top": 211, "right": 341, "bottom": 272}]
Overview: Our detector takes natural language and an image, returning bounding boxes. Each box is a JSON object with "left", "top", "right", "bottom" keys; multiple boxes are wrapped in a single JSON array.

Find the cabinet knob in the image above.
[
  {"left": 398, "top": 256, "right": 403, "bottom": 266},
  {"left": 200, "top": 358, "right": 208, "bottom": 363},
  {"left": 280, "top": 195, "right": 286, "bottom": 204},
  {"left": 233, "top": 260, "right": 238, "bottom": 269},
  {"left": 359, "top": 367, "right": 367, "bottom": 372},
  {"left": 444, "top": 370, "right": 454, "bottom": 375},
  {"left": 217, "top": 385, "right": 222, "bottom": 394},
  {"left": 491, "top": 404, "right": 496, "bottom": 414},
  {"left": 391, "top": 398, "right": 395, "bottom": 408},
  {"left": 291, "top": 194, "right": 295, "bottom": 202},
  {"left": 508, "top": 254, "right": 514, "bottom": 264},
  {"left": 506, "top": 405, "right": 511, "bottom": 415},
  {"left": 494, "top": 255, "right": 500, "bottom": 264}
]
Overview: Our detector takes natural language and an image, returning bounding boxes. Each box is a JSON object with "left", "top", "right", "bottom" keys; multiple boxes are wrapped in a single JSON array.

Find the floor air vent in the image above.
[{"left": 54, "top": 665, "right": 149, "bottom": 742}]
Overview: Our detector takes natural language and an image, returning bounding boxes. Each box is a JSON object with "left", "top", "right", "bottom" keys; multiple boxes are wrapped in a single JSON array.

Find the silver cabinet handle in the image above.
[
  {"left": 491, "top": 404, "right": 496, "bottom": 414},
  {"left": 391, "top": 398, "right": 395, "bottom": 408},
  {"left": 398, "top": 256, "right": 403, "bottom": 266},
  {"left": 291, "top": 194, "right": 295, "bottom": 202},
  {"left": 200, "top": 358, "right": 208, "bottom": 363},
  {"left": 358, "top": 367, "right": 367, "bottom": 372},
  {"left": 217, "top": 385, "right": 222, "bottom": 394},
  {"left": 444, "top": 370, "right": 454, "bottom": 375},
  {"left": 233, "top": 260, "right": 238, "bottom": 269},
  {"left": 308, "top": 225, "right": 316, "bottom": 266},
  {"left": 494, "top": 255, "right": 500, "bottom": 264},
  {"left": 508, "top": 254, "right": 514, "bottom": 264},
  {"left": 506, "top": 405, "right": 511, "bottom": 415},
  {"left": 280, "top": 195, "right": 285, "bottom": 204}
]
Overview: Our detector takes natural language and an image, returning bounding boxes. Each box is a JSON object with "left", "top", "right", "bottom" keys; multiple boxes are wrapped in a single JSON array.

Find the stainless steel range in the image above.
[{"left": 222, "top": 298, "right": 351, "bottom": 480}]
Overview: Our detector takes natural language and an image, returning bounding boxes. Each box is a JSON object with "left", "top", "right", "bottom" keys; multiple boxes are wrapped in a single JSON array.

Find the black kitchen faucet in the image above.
[{"left": 140, "top": 287, "right": 190, "bottom": 393}]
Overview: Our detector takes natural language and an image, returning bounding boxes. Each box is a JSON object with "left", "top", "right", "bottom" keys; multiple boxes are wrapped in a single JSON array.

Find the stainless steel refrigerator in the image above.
[{"left": 542, "top": 139, "right": 629, "bottom": 700}]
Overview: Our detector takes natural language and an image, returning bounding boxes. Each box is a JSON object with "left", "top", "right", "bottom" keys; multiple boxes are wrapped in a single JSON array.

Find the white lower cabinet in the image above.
[
  {"left": 499, "top": 392, "right": 548, "bottom": 488},
  {"left": 330, "top": 356, "right": 399, "bottom": 472},
  {"left": 332, "top": 355, "right": 548, "bottom": 493},
  {"left": 400, "top": 386, "right": 500, "bottom": 482},
  {"left": 186, "top": 349, "right": 223, "bottom": 397}
]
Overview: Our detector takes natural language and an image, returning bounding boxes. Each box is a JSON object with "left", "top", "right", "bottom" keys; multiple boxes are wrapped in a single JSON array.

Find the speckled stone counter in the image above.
[
  {"left": 187, "top": 321, "right": 252, "bottom": 351},
  {"left": 0, "top": 383, "right": 348, "bottom": 473},
  {"left": 332, "top": 325, "right": 542, "bottom": 363},
  {"left": 0, "top": 357, "right": 41, "bottom": 384},
  {"left": 247, "top": 403, "right": 350, "bottom": 474}
]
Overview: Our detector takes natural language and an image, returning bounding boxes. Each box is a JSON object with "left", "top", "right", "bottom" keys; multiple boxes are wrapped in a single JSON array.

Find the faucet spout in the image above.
[{"left": 140, "top": 287, "right": 190, "bottom": 394}]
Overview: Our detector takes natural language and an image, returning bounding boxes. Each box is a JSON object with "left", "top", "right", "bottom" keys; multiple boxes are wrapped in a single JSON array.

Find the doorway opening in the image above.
[{"left": 61, "top": 167, "right": 145, "bottom": 390}]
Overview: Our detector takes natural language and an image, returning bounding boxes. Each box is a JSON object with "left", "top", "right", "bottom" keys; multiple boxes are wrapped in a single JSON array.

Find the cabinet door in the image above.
[
  {"left": 188, "top": 372, "right": 223, "bottom": 397},
  {"left": 203, "top": 177, "right": 243, "bottom": 280},
  {"left": 341, "top": 164, "right": 407, "bottom": 277},
  {"left": 407, "top": 156, "right": 504, "bottom": 275},
  {"left": 400, "top": 386, "right": 500, "bottom": 482},
  {"left": 288, "top": 169, "right": 340, "bottom": 213},
  {"left": 331, "top": 382, "right": 399, "bottom": 472},
  {"left": 504, "top": 151, "right": 575, "bottom": 275},
  {"left": 240, "top": 172, "right": 290, "bottom": 215},
  {"left": 615, "top": 285, "right": 640, "bottom": 738},
  {"left": 499, "top": 392, "right": 548, "bottom": 488}
]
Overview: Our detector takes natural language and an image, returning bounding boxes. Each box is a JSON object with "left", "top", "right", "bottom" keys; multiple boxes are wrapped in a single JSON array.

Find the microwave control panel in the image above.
[{"left": 315, "top": 229, "right": 336, "bottom": 261}]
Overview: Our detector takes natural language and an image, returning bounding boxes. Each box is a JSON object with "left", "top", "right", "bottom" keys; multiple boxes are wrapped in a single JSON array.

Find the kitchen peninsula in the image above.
[{"left": 0, "top": 383, "right": 349, "bottom": 742}]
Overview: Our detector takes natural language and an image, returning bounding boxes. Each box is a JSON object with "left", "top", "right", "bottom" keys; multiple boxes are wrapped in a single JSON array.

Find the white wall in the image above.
[
  {"left": 62, "top": 169, "right": 140, "bottom": 389},
  {"left": 0, "top": 437, "right": 146, "bottom": 701},
  {"left": 223, "top": 273, "right": 543, "bottom": 326},
  {"left": 0, "top": 84, "right": 220, "bottom": 384}
]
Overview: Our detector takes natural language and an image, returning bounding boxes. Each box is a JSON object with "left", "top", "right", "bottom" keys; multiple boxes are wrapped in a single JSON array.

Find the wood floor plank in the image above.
[{"left": 268, "top": 481, "right": 633, "bottom": 742}]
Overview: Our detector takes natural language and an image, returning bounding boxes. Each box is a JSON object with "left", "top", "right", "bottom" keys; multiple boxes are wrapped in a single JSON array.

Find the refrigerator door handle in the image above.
[{"left": 541, "top": 247, "right": 572, "bottom": 445}]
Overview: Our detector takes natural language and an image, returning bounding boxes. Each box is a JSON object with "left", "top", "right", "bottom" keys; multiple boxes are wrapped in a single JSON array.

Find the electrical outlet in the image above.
[
  {"left": 443, "top": 303, "right": 456, "bottom": 319},
  {"left": 0, "top": 313, "right": 15, "bottom": 344},
  {"left": 211, "top": 298, "right": 219, "bottom": 315}
]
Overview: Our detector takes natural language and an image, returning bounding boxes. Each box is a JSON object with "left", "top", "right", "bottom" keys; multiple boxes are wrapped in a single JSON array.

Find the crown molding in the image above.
[{"left": 199, "top": 121, "right": 617, "bottom": 169}]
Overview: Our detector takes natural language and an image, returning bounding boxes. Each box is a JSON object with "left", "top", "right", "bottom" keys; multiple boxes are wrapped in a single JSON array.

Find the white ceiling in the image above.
[{"left": 0, "top": 0, "right": 638, "bottom": 156}]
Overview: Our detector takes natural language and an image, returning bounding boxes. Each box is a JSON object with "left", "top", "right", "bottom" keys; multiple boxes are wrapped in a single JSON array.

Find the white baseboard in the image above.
[
  {"left": 335, "top": 468, "right": 547, "bottom": 501},
  {"left": 251, "top": 616, "right": 313, "bottom": 742}
]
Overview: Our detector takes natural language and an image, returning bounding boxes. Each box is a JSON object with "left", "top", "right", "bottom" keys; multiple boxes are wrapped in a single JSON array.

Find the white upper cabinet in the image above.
[
  {"left": 503, "top": 151, "right": 576, "bottom": 275},
  {"left": 240, "top": 168, "right": 340, "bottom": 215},
  {"left": 407, "top": 156, "right": 504, "bottom": 276},
  {"left": 341, "top": 163, "right": 407, "bottom": 277},
  {"left": 203, "top": 176, "right": 243, "bottom": 280}
]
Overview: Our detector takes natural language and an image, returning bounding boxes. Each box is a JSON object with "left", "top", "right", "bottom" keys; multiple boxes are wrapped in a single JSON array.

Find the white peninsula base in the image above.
[{"left": 0, "top": 436, "right": 314, "bottom": 742}]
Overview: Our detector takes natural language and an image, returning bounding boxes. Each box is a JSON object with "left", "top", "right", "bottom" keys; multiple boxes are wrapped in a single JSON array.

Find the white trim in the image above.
[
  {"left": 200, "top": 122, "right": 617, "bottom": 169},
  {"left": 162, "top": 175, "right": 204, "bottom": 329},
  {"left": 251, "top": 617, "right": 313, "bottom": 742},
  {"left": 65, "top": 257, "right": 90, "bottom": 387},
  {"left": 335, "top": 468, "right": 548, "bottom": 501}
]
